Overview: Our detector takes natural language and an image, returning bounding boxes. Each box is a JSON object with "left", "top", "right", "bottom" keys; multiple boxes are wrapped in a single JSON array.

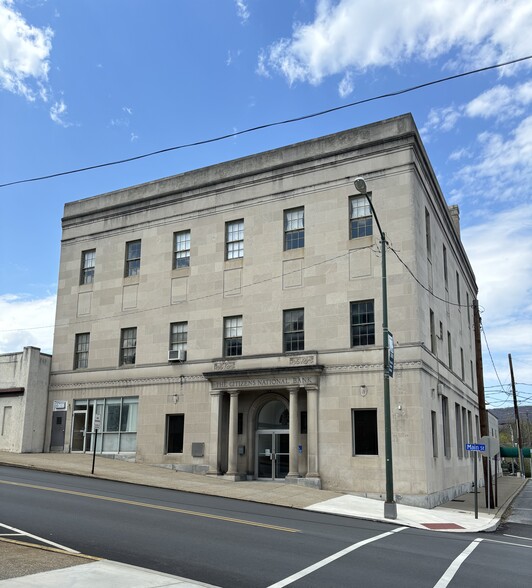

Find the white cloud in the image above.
[
  {"left": 122, "top": 106, "right": 133, "bottom": 115},
  {"left": 235, "top": 0, "right": 250, "bottom": 24},
  {"left": 448, "top": 148, "right": 472, "bottom": 162},
  {"left": 0, "top": 0, "right": 53, "bottom": 101},
  {"left": 130, "top": 132, "right": 138, "bottom": 142},
  {"left": 260, "top": 0, "right": 532, "bottom": 85},
  {"left": 420, "top": 105, "right": 461, "bottom": 138},
  {"left": 465, "top": 81, "right": 532, "bottom": 120},
  {"left": 49, "top": 99, "right": 70, "bottom": 126},
  {"left": 461, "top": 204, "right": 532, "bottom": 389},
  {"left": 0, "top": 293, "right": 56, "bottom": 354},
  {"left": 338, "top": 71, "right": 354, "bottom": 98},
  {"left": 454, "top": 116, "right": 532, "bottom": 203}
]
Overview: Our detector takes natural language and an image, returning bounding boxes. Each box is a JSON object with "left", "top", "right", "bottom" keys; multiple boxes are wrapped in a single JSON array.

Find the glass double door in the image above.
[{"left": 257, "top": 430, "right": 289, "bottom": 480}]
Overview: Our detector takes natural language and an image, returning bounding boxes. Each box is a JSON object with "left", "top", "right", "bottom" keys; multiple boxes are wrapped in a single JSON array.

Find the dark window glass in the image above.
[
  {"left": 350, "top": 196, "right": 372, "bottom": 238},
  {"left": 80, "top": 250, "right": 95, "bottom": 284},
  {"left": 174, "top": 231, "right": 190, "bottom": 268},
  {"left": 125, "top": 240, "right": 141, "bottom": 277},
  {"left": 352, "top": 409, "right": 378, "bottom": 455},
  {"left": 166, "top": 414, "right": 184, "bottom": 453},
  {"left": 74, "top": 333, "right": 90, "bottom": 369},
  {"left": 226, "top": 220, "right": 244, "bottom": 259},
  {"left": 300, "top": 411, "right": 308, "bottom": 435},
  {"left": 238, "top": 412, "right": 243, "bottom": 435},
  {"left": 284, "top": 208, "right": 304, "bottom": 250},
  {"left": 120, "top": 327, "right": 137, "bottom": 365},
  {"left": 224, "top": 316, "right": 242, "bottom": 356},
  {"left": 350, "top": 300, "right": 375, "bottom": 346},
  {"left": 283, "top": 308, "right": 304, "bottom": 352}
]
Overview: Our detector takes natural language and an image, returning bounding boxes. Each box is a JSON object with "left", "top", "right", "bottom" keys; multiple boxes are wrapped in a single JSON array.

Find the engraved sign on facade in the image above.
[
  {"left": 289, "top": 355, "right": 315, "bottom": 366},
  {"left": 214, "top": 361, "right": 236, "bottom": 371},
  {"left": 215, "top": 376, "right": 317, "bottom": 389}
]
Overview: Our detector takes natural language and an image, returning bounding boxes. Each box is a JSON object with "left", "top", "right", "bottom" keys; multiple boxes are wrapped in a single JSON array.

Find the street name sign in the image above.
[{"left": 466, "top": 443, "right": 485, "bottom": 451}]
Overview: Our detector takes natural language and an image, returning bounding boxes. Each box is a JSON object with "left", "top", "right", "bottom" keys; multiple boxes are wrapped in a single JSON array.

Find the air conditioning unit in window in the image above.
[{"left": 168, "top": 350, "right": 187, "bottom": 362}]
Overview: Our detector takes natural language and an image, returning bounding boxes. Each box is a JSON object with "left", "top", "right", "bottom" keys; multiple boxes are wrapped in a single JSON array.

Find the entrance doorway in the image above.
[
  {"left": 257, "top": 431, "right": 289, "bottom": 480},
  {"left": 71, "top": 411, "right": 87, "bottom": 452},
  {"left": 255, "top": 399, "right": 289, "bottom": 480},
  {"left": 50, "top": 411, "right": 66, "bottom": 449}
]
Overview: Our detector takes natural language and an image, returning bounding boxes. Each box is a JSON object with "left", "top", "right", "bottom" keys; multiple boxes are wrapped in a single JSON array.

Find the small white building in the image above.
[
  {"left": 46, "top": 114, "right": 482, "bottom": 507},
  {"left": 0, "top": 347, "right": 51, "bottom": 453}
]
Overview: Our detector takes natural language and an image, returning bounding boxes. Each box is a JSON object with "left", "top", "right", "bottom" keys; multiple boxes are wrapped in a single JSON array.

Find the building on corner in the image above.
[{"left": 45, "top": 114, "right": 481, "bottom": 507}]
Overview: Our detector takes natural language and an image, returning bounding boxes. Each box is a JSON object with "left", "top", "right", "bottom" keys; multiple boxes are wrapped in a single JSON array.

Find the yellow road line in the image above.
[{"left": 0, "top": 479, "right": 299, "bottom": 533}]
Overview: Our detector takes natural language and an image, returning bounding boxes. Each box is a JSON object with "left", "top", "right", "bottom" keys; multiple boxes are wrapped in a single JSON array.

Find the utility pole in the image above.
[
  {"left": 508, "top": 354, "right": 525, "bottom": 477},
  {"left": 473, "top": 300, "right": 493, "bottom": 507}
]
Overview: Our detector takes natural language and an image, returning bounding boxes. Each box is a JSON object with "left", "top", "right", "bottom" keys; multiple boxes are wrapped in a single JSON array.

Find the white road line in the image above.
[
  {"left": 266, "top": 527, "right": 407, "bottom": 588},
  {"left": 0, "top": 523, "right": 79, "bottom": 553},
  {"left": 503, "top": 533, "right": 532, "bottom": 542},
  {"left": 433, "top": 538, "right": 482, "bottom": 588},
  {"left": 485, "top": 538, "right": 532, "bottom": 549}
]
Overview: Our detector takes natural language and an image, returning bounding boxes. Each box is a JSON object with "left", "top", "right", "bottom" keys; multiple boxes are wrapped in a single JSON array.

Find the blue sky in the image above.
[{"left": 0, "top": 0, "right": 530, "bottom": 409}]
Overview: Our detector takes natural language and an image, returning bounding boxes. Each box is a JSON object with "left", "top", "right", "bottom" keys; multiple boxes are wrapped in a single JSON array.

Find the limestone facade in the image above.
[{"left": 47, "top": 114, "right": 480, "bottom": 506}]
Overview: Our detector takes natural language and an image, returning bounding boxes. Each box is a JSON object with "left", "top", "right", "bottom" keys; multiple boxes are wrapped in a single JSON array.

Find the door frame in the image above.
[
  {"left": 255, "top": 429, "right": 289, "bottom": 481},
  {"left": 71, "top": 410, "right": 87, "bottom": 452}
]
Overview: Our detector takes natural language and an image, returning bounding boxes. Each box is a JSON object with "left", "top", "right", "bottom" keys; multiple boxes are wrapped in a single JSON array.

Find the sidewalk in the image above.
[{"left": 0, "top": 451, "right": 527, "bottom": 586}]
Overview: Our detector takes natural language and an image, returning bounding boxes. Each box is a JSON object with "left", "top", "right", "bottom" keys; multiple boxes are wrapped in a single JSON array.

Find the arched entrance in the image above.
[{"left": 256, "top": 400, "right": 289, "bottom": 480}]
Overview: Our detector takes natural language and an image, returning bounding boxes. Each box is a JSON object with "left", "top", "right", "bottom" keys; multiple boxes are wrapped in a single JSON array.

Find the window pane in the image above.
[
  {"left": 174, "top": 231, "right": 190, "bottom": 268},
  {"left": 283, "top": 309, "right": 304, "bottom": 352},
  {"left": 351, "top": 301, "right": 375, "bottom": 346},
  {"left": 80, "top": 249, "right": 96, "bottom": 284},
  {"left": 226, "top": 220, "right": 244, "bottom": 259},
  {"left": 166, "top": 414, "right": 184, "bottom": 453},
  {"left": 126, "top": 241, "right": 141, "bottom": 276},
  {"left": 352, "top": 409, "right": 378, "bottom": 455},
  {"left": 104, "top": 400, "right": 121, "bottom": 432},
  {"left": 284, "top": 208, "right": 304, "bottom": 250},
  {"left": 170, "top": 322, "right": 188, "bottom": 351},
  {"left": 120, "top": 327, "right": 137, "bottom": 365}
]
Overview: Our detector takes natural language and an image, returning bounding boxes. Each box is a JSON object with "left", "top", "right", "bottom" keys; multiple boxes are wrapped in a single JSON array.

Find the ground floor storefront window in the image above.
[{"left": 71, "top": 396, "right": 138, "bottom": 453}]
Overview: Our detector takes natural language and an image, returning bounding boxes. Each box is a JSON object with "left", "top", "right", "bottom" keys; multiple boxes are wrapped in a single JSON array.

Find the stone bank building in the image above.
[{"left": 46, "top": 114, "right": 481, "bottom": 507}]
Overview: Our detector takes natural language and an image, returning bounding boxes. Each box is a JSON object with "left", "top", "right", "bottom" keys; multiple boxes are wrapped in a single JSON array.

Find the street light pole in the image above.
[{"left": 354, "top": 178, "right": 397, "bottom": 519}]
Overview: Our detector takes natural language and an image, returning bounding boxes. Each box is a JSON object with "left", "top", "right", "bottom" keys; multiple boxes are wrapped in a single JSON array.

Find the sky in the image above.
[{"left": 0, "top": 0, "right": 530, "bottom": 410}]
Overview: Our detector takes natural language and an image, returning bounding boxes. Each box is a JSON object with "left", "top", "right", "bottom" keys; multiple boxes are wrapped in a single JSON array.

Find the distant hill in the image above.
[{"left": 490, "top": 405, "right": 532, "bottom": 425}]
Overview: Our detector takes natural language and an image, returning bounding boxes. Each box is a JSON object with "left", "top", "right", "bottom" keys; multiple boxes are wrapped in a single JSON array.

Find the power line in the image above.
[{"left": 1, "top": 55, "right": 531, "bottom": 190}]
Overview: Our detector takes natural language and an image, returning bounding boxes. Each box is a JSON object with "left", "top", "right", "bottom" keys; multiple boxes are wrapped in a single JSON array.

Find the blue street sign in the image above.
[{"left": 466, "top": 443, "right": 486, "bottom": 452}]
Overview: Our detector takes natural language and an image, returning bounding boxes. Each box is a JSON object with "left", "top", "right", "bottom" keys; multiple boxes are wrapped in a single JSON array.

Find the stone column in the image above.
[
  {"left": 287, "top": 387, "right": 300, "bottom": 479},
  {"left": 207, "top": 390, "right": 223, "bottom": 475},
  {"left": 226, "top": 390, "right": 239, "bottom": 477},
  {"left": 306, "top": 385, "right": 320, "bottom": 484}
]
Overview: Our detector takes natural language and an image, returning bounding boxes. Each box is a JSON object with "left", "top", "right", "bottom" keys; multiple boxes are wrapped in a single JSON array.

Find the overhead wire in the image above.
[{"left": 1, "top": 55, "right": 531, "bottom": 189}]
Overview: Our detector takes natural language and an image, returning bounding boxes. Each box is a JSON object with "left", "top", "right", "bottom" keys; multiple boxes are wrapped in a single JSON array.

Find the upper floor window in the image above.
[
  {"left": 284, "top": 207, "right": 304, "bottom": 250},
  {"left": 443, "top": 245, "right": 448, "bottom": 289},
  {"left": 350, "top": 196, "right": 372, "bottom": 239},
  {"left": 226, "top": 220, "right": 244, "bottom": 259},
  {"left": 80, "top": 250, "right": 95, "bottom": 285},
  {"left": 425, "top": 208, "right": 431, "bottom": 260},
  {"left": 456, "top": 271, "right": 461, "bottom": 307},
  {"left": 283, "top": 308, "right": 304, "bottom": 352},
  {"left": 174, "top": 231, "right": 190, "bottom": 268},
  {"left": 350, "top": 300, "right": 375, "bottom": 347},
  {"left": 429, "top": 309, "right": 436, "bottom": 354},
  {"left": 447, "top": 331, "right": 453, "bottom": 370},
  {"left": 125, "top": 240, "right": 141, "bottom": 277},
  {"left": 74, "top": 333, "right": 90, "bottom": 369},
  {"left": 120, "top": 327, "right": 137, "bottom": 365},
  {"left": 170, "top": 322, "right": 188, "bottom": 351},
  {"left": 224, "top": 315, "right": 242, "bottom": 356}
]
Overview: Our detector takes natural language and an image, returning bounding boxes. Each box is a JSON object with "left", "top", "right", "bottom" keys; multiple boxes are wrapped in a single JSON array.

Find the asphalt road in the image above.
[{"left": 0, "top": 466, "right": 530, "bottom": 587}]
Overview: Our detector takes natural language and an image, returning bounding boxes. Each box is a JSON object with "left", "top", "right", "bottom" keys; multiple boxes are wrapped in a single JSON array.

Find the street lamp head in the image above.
[{"left": 354, "top": 177, "right": 367, "bottom": 194}]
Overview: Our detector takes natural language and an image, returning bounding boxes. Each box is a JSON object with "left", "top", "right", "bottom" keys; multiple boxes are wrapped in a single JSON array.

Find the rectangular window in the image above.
[
  {"left": 470, "top": 360, "right": 475, "bottom": 388},
  {"left": 442, "top": 395, "right": 451, "bottom": 458},
  {"left": 166, "top": 414, "right": 184, "bottom": 453},
  {"left": 284, "top": 207, "right": 304, "bottom": 250},
  {"left": 226, "top": 220, "right": 244, "bottom": 259},
  {"left": 350, "top": 300, "right": 375, "bottom": 347},
  {"left": 125, "top": 240, "right": 141, "bottom": 277},
  {"left": 425, "top": 208, "right": 431, "bottom": 260},
  {"left": 352, "top": 409, "right": 378, "bottom": 455},
  {"left": 455, "top": 403, "right": 463, "bottom": 458},
  {"left": 466, "top": 292, "right": 471, "bottom": 329},
  {"left": 350, "top": 196, "right": 372, "bottom": 239},
  {"left": 447, "top": 331, "right": 452, "bottom": 370},
  {"left": 170, "top": 322, "right": 188, "bottom": 351},
  {"left": 283, "top": 308, "right": 304, "bottom": 352},
  {"left": 443, "top": 245, "right": 448, "bottom": 289},
  {"left": 173, "top": 231, "right": 190, "bottom": 268},
  {"left": 431, "top": 410, "right": 438, "bottom": 458},
  {"left": 429, "top": 309, "right": 436, "bottom": 354},
  {"left": 224, "top": 315, "right": 242, "bottom": 357},
  {"left": 462, "top": 407, "right": 469, "bottom": 449},
  {"left": 460, "top": 348, "right": 465, "bottom": 380},
  {"left": 74, "top": 333, "right": 90, "bottom": 369},
  {"left": 238, "top": 412, "right": 243, "bottom": 435},
  {"left": 80, "top": 249, "right": 95, "bottom": 285},
  {"left": 456, "top": 271, "right": 461, "bottom": 307},
  {"left": 120, "top": 327, "right": 137, "bottom": 365},
  {"left": 467, "top": 411, "right": 473, "bottom": 458}
]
